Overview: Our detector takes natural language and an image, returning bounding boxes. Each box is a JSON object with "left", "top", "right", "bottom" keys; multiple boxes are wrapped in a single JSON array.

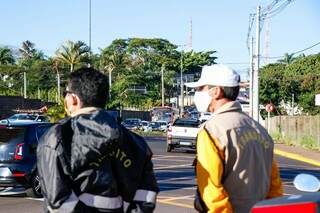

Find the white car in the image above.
[{"left": 0, "top": 114, "right": 49, "bottom": 125}]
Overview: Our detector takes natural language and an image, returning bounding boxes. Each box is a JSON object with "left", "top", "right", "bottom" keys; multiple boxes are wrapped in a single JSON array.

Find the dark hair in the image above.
[
  {"left": 221, "top": 86, "right": 240, "bottom": 101},
  {"left": 68, "top": 67, "right": 109, "bottom": 108}
]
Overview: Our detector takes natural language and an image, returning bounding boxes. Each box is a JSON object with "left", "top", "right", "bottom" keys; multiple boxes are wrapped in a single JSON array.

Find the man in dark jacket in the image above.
[{"left": 37, "top": 68, "right": 159, "bottom": 212}]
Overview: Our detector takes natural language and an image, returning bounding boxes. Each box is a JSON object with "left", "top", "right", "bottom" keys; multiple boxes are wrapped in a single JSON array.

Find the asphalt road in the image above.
[{"left": 0, "top": 136, "right": 319, "bottom": 213}]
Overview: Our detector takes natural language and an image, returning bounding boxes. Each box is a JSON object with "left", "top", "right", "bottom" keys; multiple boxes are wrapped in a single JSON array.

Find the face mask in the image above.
[{"left": 194, "top": 90, "right": 212, "bottom": 112}]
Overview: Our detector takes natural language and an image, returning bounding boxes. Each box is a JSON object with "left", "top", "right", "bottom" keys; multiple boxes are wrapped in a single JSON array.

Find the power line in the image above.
[{"left": 262, "top": 41, "right": 320, "bottom": 59}]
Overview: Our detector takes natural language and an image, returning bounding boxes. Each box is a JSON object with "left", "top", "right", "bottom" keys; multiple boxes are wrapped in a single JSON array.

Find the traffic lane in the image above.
[
  {"left": 149, "top": 138, "right": 197, "bottom": 212},
  {"left": 275, "top": 155, "right": 320, "bottom": 195},
  {"left": 0, "top": 196, "right": 42, "bottom": 213},
  {"left": 148, "top": 138, "right": 320, "bottom": 212}
]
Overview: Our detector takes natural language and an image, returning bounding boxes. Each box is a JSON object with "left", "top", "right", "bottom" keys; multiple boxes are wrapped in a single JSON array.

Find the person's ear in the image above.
[
  {"left": 71, "top": 94, "right": 82, "bottom": 108},
  {"left": 209, "top": 87, "right": 223, "bottom": 99}
]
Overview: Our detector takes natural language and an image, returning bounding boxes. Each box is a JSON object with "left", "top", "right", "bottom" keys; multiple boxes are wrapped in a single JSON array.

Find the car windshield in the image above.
[
  {"left": 173, "top": 119, "right": 199, "bottom": 127},
  {"left": 150, "top": 122, "right": 160, "bottom": 127},
  {"left": 124, "top": 119, "right": 139, "bottom": 125},
  {"left": 0, "top": 127, "right": 25, "bottom": 144},
  {"left": 9, "top": 114, "right": 37, "bottom": 120}
]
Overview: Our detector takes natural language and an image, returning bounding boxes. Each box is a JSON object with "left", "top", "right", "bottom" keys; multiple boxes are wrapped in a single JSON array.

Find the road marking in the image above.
[
  {"left": 158, "top": 199, "right": 194, "bottom": 209},
  {"left": 160, "top": 195, "right": 194, "bottom": 202},
  {"left": 154, "top": 164, "right": 193, "bottom": 170},
  {"left": 279, "top": 163, "right": 319, "bottom": 170},
  {"left": 157, "top": 176, "right": 195, "bottom": 183},
  {"left": 26, "top": 198, "right": 44, "bottom": 201},
  {"left": 160, "top": 186, "right": 196, "bottom": 190},
  {"left": 154, "top": 158, "right": 193, "bottom": 162},
  {"left": 275, "top": 149, "right": 320, "bottom": 167},
  {"left": 153, "top": 155, "right": 195, "bottom": 159}
]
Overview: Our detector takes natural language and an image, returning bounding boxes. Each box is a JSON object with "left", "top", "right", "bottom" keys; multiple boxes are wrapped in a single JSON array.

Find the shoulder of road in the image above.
[{"left": 274, "top": 143, "right": 320, "bottom": 167}]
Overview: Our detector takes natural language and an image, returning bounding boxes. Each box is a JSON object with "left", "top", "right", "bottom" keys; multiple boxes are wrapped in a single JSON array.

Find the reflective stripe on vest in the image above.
[
  {"left": 133, "top": 189, "right": 157, "bottom": 203},
  {"left": 79, "top": 193, "right": 123, "bottom": 209}
]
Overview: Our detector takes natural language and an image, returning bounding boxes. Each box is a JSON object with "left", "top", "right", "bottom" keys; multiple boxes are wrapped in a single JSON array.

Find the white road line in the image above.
[
  {"left": 153, "top": 158, "right": 193, "bottom": 162},
  {"left": 154, "top": 164, "right": 193, "bottom": 170},
  {"left": 153, "top": 155, "right": 195, "bottom": 159},
  {"left": 160, "top": 186, "right": 196, "bottom": 190},
  {"left": 26, "top": 197, "right": 44, "bottom": 201},
  {"left": 279, "top": 163, "right": 320, "bottom": 170},
  {"left": 157, "top": 176, "right": 195, "bottom": 183}
]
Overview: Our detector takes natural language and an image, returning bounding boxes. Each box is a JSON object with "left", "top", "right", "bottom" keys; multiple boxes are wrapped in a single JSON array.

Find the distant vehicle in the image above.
[
  {"left": 121, "top": 118, "right": 141, "bottom": 130},
  {"left": 140, "top": 121, "right": 152, "bottom": 132},
  {"left": 0, "top": 114, "right": 49, "bottom": 125},
  {"left": 189, "top": 111, "right": 199, "bottom": 120},
  {"left": 156, "top": 121, "right": 168, "bottom": 132},
  {"left": 166, "top": 118, "right": 200, "bottom": 152},
  {"left": 0, "top": 122, "right": 52, "bottom": 197},
  {"left": 149, "top": 121, "right": 161, "bottom": 131},
  {"left": 199, "top": 112, "right": 213, "bottom": 123}
]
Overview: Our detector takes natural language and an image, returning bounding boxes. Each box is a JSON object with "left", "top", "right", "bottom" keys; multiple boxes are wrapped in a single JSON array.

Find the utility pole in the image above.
[
  {"left": 249, "top": 37, "right": 254, "bottom": 118},
  {"left": 23, "top": 72, "right": 27, "bottom": 98},
  {"left": 161, "top": 64, "right": 165, "bottom": 107},
  {"left": 89, "top": 0, "right": 92, "bottom": 52},
  {"left": 88, "top": 0, "right": 92, "bottom": 67},
  {"left": 109, "top": 70, "right": 112, "bottom": 100},
  {"left": 57, "top": 72, "right": 61, "bottom": 105},
  {"left": 253, "top": 5, "right": 261, "bottom": 122},
  {"left": 291, "top": 93, "right": 294, "bottom": 116},
  {"left": 180, "top": 51, "right": 184, "bottom": 117}
]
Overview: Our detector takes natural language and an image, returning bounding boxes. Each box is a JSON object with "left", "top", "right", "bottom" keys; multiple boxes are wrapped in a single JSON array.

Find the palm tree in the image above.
[
  {"left": 0, "top": 47, "right": 15, "bottom": 65},
  {"left": 278, "top": 53, "right": 296, "bottom": 65},
  {"left": 19, "top": 40, "right": 36, "bottom": 60},
  {"left": 100, "top": 51, "right": 129, "bottom": 98},
  {"left": 55, "top": 40, "right": 90, "bottom": 72}
]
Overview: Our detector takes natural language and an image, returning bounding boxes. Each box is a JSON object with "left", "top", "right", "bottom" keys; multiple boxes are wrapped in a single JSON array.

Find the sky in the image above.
[{"left": 1, "top": 0, "right": 320, "bottom": 79}]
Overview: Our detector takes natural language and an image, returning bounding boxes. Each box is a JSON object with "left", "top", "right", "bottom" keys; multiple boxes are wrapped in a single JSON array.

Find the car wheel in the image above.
[
  {"left": 27, "top": 173, "right": 43, "bottom": 198},
  {"left": 166, "top": 144, "right": 173, "bottom": 152}
]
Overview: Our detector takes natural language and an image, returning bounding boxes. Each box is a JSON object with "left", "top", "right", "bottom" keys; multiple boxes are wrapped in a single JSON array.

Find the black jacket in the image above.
[{"left": 37, "top": 109, "right": 159, "bottom": 212}]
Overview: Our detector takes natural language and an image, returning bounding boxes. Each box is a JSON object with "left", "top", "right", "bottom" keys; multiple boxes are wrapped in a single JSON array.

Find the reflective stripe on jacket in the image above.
[{"left": 196, "top": 101, "right": 283, "bottom": 213}]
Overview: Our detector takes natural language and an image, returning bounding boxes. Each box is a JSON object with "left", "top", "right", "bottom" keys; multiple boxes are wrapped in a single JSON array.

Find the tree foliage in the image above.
[{"left": 260, "top": 53, "right": 320, "bottom": 115}]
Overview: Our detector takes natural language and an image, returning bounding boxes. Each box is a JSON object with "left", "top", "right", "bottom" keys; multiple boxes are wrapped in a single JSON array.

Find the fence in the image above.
[
  {"left": 267, "top": 115, "right": 320, "bottom": 149},
  {"left": 0, "top": 96, "right": 53, "bottom": 119}
]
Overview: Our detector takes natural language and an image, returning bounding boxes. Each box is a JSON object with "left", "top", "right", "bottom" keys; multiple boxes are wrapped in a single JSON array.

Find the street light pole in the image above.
[
  {"left": 89, "top": 0, "right": 92, "bottom": 52},
  {"left": 253, "top": 5, "right": 261, "bottom": 122},
  {"left": 180, "top": 50, "right": 184, "bottom": 117},
  {"left": 88, "top": 0, "right": 92, "bottom": 68}
]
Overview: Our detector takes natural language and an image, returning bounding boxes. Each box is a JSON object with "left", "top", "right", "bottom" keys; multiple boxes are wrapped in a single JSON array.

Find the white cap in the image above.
[{"left": 185, "top": 64, "right": 240, "bottom": 88}]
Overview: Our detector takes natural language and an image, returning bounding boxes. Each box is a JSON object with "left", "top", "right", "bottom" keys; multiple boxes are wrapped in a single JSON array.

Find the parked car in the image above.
[
  {"left": 0, "top": 113, "right": 49, "bottom": 125},
  {"left": 140, "top": 121, "right": 152, "bottom": 132},
  {"left": 0, "top": 122, "right": 52, "bottom": 197},
  {"left": 121, "top": 118, "right": 141, "bottom": 130},
  {"left": 166, "top": 118, "right": 200, "bottom": 152},
  {"left": 149, "top": 121, "right": 161, "bottom": 131},
  {"left": 156, "top": 121, "right": 168, "bottom": 132}
]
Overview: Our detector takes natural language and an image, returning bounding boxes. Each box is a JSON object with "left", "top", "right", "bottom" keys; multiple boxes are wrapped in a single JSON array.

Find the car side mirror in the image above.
[{"left": 293, "top": 173, "right": 320, "bottom": 192}]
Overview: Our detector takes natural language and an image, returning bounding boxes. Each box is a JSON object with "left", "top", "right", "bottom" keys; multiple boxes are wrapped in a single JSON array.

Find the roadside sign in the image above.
[
  {"left": 315, "top": 94, "right": 320, "bottom": 106},
  {"left": 265, "top": 103, "right": 275, "bottom": 113}
]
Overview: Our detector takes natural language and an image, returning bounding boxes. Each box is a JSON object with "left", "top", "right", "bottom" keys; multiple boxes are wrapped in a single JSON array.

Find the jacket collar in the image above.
[
  {"left": 71, "top": 107, "right": 101, "bottom": 117},
  {"left": 213, "top": 101, "right": 242, "bottom": 115}
]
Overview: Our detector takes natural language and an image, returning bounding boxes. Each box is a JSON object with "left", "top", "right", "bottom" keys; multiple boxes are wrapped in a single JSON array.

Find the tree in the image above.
[
  {"left": 0, "top": 47, "right": 15, "bottom": 65},
  {"left": 55, "top": 40, "right": 90, "bottom": 72},
  {"left": 278, "top": 53, "right": 296, "bottom": 65}
]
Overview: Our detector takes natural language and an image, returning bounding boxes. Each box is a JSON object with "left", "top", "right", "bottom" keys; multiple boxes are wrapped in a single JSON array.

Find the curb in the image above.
[{"left": 274, "top": 149, "right": 320, "bottom": 167}]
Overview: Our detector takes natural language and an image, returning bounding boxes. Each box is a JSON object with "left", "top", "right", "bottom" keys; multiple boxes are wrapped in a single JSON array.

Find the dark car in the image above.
[
  {"left": 0, "top": 122, "right": 52, "bottom": 197},
  {"left": 121, "top": 118, "right": 141, "bottom": 130}
]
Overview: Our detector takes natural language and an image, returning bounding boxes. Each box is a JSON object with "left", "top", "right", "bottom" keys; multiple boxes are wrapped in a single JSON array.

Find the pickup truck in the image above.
[{"left": 166, "top": 118, "right": 200, "bottom": 152}]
